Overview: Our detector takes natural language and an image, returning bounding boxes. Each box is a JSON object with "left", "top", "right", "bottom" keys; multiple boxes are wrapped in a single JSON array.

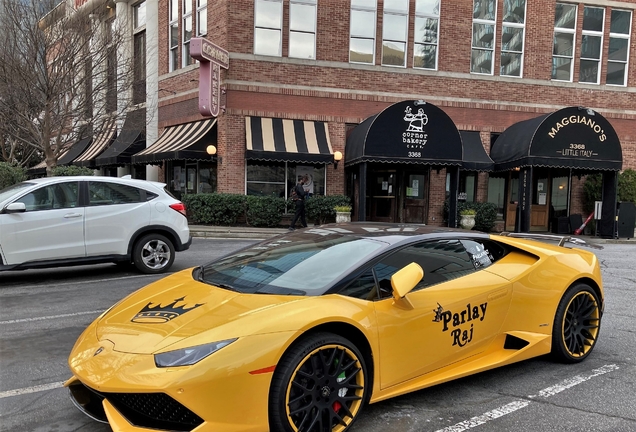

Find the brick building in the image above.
[{"left": 69, "top": 0, "right": 636, "bottom": 233}]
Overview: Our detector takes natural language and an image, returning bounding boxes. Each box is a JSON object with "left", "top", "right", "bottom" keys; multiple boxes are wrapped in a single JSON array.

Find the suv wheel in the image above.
[{"left": 132, "top": 234, "right": 175, "bottom": 274}]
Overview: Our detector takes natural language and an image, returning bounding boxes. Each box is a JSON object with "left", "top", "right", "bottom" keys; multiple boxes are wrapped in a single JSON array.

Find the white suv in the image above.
[{"left": 0, "top": 176, "right": 191, "bottom": 274}]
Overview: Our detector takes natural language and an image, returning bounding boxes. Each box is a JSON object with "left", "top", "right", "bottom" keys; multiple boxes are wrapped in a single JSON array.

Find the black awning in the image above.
[
  {"left": 73, "top": 119, "right": 117, "bottom": 167},
  {"left": 491, "top": 106, "right": 623, "bottom": 171},
  {"left": 345, "top": 100, "right": 463, "bottom": 167},
  {"left": 95, "top": 109, "right": 146, "bottom": 167},
  {"left": 460, "top": 131, "right": 494, "bottom": 171},
  {"left": 132, "top": 118, "right": 216, "bottom": 164},
  {"left": 57, "top": 137, "right": 92, "bottom": 166},
  {"left": 245, "top": 117, "right": 334, "bottom": 164}
]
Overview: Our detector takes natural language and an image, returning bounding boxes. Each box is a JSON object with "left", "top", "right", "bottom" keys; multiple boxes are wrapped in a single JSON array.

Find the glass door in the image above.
[{"left": 403, "top": 171, "right": 428, "bottom": 223}]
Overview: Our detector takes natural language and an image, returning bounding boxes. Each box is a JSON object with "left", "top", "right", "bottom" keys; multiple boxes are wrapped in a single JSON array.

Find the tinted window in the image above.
[
  {"left": 16, "top": 182, "right": 79, "bottom": 212},
  {"left": 0, "top": 182, "right": 36, "bottom": 203},
  {"left": 88, "top": 182, "right": 143, "bottom": 206},
  {"left": 374, "top": 239, "right": 475, "bottom": 296},
  {"left": 338, "top": 269, "right": 378, "bottom": 300},
  {"left": 461, "top": 239, "right": 508, "bottom": 269}
]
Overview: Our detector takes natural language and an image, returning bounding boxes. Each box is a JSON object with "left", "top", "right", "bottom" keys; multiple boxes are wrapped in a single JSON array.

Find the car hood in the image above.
[{"left": 96, "top": 269, "right": 305, "bottom": 354}]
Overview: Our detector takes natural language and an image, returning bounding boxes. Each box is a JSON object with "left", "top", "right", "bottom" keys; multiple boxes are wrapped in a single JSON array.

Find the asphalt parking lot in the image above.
[{"left": 0, "top": 239, "right": 635, "bottom": 432}]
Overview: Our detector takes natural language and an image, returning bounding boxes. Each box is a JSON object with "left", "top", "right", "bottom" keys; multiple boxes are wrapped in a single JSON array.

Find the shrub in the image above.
[
  {"left": 618, "top": 168, "right": 636, "bottom": 204},
  {"left": 182, "top": 193, "right": 247, "bottom": 225},
  {"left": 246, "top": 196, "right": 285, "bottom": 227},
  {"left": 583, "top": 169, "right": 636, "bottom": 214},
  {"left": 52, "top": 165, "right": 94, "bottom": 176},
  {"left": 305, "top": 195, "right": 351, "bottom": 225},
  {"left": 444, "top": 200, "right": 497, "bottom": 232},
  {"left": 334, "top": 205, "right": 352, "bottom": 212},
  {"left": 0, "top": 162, "right": 27, "bottom": 189}
]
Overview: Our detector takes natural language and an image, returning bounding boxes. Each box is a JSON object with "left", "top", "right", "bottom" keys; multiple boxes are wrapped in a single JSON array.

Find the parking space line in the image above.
[
  {"left": 0, "top": 382, "right": 64, "bottom": 399},
  {"left": 0, "top": 310, "right": 103, "bottom": 325},
  {"left": 435, "top": 364, "right": 619, "bottom": 432}
]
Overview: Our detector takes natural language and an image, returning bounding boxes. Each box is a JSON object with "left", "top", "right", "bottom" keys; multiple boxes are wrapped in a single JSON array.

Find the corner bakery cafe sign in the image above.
[{"left": 190, "top": 38, "right": 229, "bottom": 117}]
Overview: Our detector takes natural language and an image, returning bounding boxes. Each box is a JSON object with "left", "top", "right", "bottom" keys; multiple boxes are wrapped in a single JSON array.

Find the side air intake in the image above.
[{"left": 504, "top": 334, "right": 530, "bottom": 350}]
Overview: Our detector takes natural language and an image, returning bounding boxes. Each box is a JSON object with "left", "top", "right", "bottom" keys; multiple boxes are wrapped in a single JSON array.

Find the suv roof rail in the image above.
[{"left": 499, "top": 232, "right": 603, "bottom": 250}]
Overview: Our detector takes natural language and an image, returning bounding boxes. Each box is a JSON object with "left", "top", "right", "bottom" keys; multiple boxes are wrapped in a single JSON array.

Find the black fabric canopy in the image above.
[
  {"left": 57, "top": 137, "right": 92, "bottom": 166},
  {"left": 96, "top": 109, "right": 146, "bottom": 167},
  {"left": 460, "top": 131, "right": 494, "bottom": 171},
  {"left": 345, "top": 100, "right": 463, "bottom": 167},
  {"left": 491, "top": 107, "right": 622, "bottom": 171}
]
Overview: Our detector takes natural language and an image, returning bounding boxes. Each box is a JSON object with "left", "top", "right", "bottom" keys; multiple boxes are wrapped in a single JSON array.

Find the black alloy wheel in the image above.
[
  {"left": 269, "top": 333, "right": 368, "bottom": 432},
  {"left": 551, "top": 283, "right": 601, "bottom": 363}
]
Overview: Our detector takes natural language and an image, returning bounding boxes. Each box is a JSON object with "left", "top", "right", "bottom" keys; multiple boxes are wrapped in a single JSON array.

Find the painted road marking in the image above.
[
  {"left": 0, "top": 382, "right": 64, "bottom": 399},
  {"left": 0, "top": 310, "right": 103, "bottom": 325},
  {"left": 435, "top": 364, "right": 619, "bottom": 432}
]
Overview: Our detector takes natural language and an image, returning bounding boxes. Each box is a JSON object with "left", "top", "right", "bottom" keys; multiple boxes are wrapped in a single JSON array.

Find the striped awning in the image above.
[
  {"left": 132, "top": 118, "right": 217, "bottom": 164},
  {"left": 245, "top": 117, "right": 334, "bottom": 163},
  {"left": 28, "top": 145, "right": 73, "bottom": 174},
  {"left": 57, "top": 137, "right": 92, "bottom": 166},
  {"left": 73, "top": 119, "right": 117, "bottom": 167},
  {"left": 96, "top": 109, "right": 146, "bottom": 167}
]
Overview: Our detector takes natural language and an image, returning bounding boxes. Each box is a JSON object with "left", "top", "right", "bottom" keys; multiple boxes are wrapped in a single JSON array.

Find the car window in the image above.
[
  {"left": 338, "top": 269, "right": 378, "bottom": 300},
  {"left": 15, "top": 182, "right": 79, "bottom": 212},
  {"left": 373, "top": 239, "right": 475, "bottom": 297},
  {"left": 88, "top": 181, "right": 143, "bottom": 206},
  {"left": 460, "top": 239, "right": 508, "bottom": 269},
  {"left": 0, "top": 182, "right": 36, "bottom": 203}
]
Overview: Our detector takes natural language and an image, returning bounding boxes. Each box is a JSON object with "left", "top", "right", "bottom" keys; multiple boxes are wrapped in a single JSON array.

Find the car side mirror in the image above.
[
  {"left": 3, "top": 202, "right": 26, "bottom": 214},
  {"left": 391, "top": 262, "right": 424, "bottom": 301}
]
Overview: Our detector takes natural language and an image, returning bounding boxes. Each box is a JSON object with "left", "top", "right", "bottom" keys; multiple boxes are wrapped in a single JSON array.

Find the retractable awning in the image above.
[
  {"left": 95, "top": 109, "right": 145, "bottom": 167},
  {"left": 491, "top": 106, "right": 622, "bottom": 171},
  {"left": 132, "top": 118, "right": 216, "bottom": 164},
  {"left": 245, "top": 117, "right": 334, "bottom": 164},
  {"left": 57, "top": 137, "right": 92, "bottom": 166},
  {"left": 460, "top": 131, "right": 494, "bottom": 171},
  {"left": 28, "top": 144, "right": 73, "bottom": 175},
  {"left": 73, "top": 119, "right": 117, "bottom": 167}
]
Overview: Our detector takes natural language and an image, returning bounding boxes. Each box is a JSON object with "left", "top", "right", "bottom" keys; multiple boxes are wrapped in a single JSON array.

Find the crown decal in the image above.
[{"left": 131, "top": 296, "right": 204, "bottom": 324}]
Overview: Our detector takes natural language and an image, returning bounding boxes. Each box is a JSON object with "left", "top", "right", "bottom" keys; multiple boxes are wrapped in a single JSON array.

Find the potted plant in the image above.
[
  {"left": 459, "top": 208, "right": 476, "bottom": 230},
  {"left": 334, "top": 205, "right": 352, "bottom": 223}
]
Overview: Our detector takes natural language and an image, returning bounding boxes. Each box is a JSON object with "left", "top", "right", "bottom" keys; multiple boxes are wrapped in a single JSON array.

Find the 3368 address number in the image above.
[{"left": 408, "top": 152, "right": 421, "bottom": 158}]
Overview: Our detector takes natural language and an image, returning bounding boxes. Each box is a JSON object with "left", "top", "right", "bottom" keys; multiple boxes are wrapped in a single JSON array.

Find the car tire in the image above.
[
  {"left": 269, "top": 332, "right": 369, "bottom": 432},
  {"left": 132, "top": 234, "right": 175, "bottom": 274},
  {"left": 551, "top": 283, "right": 601, "bottom": 363}
]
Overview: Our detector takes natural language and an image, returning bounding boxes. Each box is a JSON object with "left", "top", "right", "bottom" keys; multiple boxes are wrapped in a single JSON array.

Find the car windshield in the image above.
[
  {"left": 200, "top": 235, "right": 386, "bottom": 296},
  {"left": 0, "top": 182, "right": 36, "bottom": 204}
]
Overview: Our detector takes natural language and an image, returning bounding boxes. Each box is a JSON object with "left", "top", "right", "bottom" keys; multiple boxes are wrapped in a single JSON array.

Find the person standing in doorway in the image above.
[{"left": 289, "top": 177, "right": 308, "bottom": 230}]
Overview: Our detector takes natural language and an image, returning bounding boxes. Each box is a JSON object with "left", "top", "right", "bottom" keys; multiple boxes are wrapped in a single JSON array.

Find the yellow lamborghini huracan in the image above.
[{"left": 67, "top": 223, "right": 603, "bottom": 432}]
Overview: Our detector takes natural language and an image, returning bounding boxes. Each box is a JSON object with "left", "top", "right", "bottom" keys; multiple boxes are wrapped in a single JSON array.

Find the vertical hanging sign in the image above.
[{"left": 190, "top": 38, "right": 229, "bottom": 117}]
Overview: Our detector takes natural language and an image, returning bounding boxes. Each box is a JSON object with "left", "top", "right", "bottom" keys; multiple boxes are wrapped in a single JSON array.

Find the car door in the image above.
[
  {"left": 84, "top": 180, "right": 150, "bottom": 256},
  {"left": 0, "top": 181, "right": 84, "bottom": 265},
  {"left": 373, "top": 238, "right": 512, "bottom": 389}
]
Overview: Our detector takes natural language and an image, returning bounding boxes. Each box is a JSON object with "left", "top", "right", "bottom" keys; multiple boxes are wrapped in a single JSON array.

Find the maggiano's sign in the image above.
[{"left": 547, "top": 114, "right": 607, "bottom": 142}]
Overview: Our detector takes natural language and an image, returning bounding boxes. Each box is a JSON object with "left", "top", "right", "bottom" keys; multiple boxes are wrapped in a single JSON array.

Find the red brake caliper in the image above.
[{"left": 333, "top": 401, "right": 342, "bottom": 412}]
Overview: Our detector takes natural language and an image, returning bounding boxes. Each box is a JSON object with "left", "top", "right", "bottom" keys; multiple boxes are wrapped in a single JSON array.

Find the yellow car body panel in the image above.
[{"left": 67, "top": 227, "right": 604, "bottom": 432}]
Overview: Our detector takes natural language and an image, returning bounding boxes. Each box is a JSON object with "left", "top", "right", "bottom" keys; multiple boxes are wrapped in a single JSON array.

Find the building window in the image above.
[
  {"left": 446, "top": 172, "right": 477, "bottom": 203},
  {"left": 552, "top": 3, "right": 577, "bottom": 81},
  {"left": 169, "top": 0, "right": 179, "bottom": 72},
  {"left": 607, "top": 9, "right": 631, "bottom": 86},
  {"left": 413, "top": 0, "right": 440, "bottom": 70},
  {"left": 246, "top": 161, "right": 325, "bottom": 199},
  {"left": 382, "top": 0, "right": 409, "bottom": 67},
  {"left": 580, "top": 6, "right": 604, "bottom": 84},
  {"left": 471, "top": 0, "right": 496, "bottom": 74},
  {"left": 350, "top": 0, "right": 377, "bottom": 64},
  {"left": 487, "top": 176, "right": 506, "bottom": 219},
  {"left": 182, "top": 0, "right": 195, "bottom": 67},
  {"left": 254, "top": 0, "right": 282, "bottom": 56},
  {"left": 500, "top": 0, "right": 525, "bottom": 77},
  {"left": 133, "top": 1, "right": 146, "bottom": 105},
  {"left": 196, "top": 0, "right": 207, "bottom": 36},
  {"left": 289, "top": 0, "right": 317, "bottom": 59}
]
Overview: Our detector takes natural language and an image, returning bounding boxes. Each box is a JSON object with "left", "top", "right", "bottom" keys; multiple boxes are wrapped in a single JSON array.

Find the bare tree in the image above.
[{"left": 0, "top": 0, "right": 136, "bottom": 175}]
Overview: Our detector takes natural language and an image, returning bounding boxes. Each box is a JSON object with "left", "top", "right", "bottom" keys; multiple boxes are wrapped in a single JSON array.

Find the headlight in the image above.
[{"left": 154, "top": 339, "right": 237, "bottom": 368}]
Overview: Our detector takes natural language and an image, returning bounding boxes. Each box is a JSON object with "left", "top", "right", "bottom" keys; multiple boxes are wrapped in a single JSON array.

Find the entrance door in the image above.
[
  {"left": 368, "top": 171, "right": 396, "bottom": 222},
  {"left": 403, "top": 171, "right": 428, "bottom": 223}
]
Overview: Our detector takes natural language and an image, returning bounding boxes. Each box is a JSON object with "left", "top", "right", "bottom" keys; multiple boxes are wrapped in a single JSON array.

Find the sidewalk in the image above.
[{"left": 188, "top": 224, "right": 636, "bottom": 244}]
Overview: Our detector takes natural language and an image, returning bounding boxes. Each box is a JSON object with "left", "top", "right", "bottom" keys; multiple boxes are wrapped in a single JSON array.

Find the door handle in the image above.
[{"left": 64, "top": 213, "right": 82, "bottom": 219}]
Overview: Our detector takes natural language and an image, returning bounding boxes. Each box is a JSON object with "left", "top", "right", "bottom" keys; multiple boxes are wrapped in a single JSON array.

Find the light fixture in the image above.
[
  {"left": 105, "top": 0, "right": 116, "bottom": 9},
  {"left": 206, "top": 145, "right": 217, "bottom": 156},
  {"left": 333, "top": 151, "right": 343, "bottom": 169},
  {"left": 559, "top": 184, "right": 564, "bottom": 190}
]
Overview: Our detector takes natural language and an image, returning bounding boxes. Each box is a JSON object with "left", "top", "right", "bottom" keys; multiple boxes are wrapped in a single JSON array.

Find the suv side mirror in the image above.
[
  {"left": 391, "top": 262, "right": 424, "bottom": 301},
  {"left": 3, "top": 202, "right": 26, "bottom": 214}
]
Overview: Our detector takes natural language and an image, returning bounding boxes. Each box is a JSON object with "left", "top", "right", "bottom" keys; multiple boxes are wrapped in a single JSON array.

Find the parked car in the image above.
[
  {"left": 66, "top": 223, "right": 603, "bottom": 432},
  {"left": 0, "top": 175, "right": 191, "bottom": 274}
]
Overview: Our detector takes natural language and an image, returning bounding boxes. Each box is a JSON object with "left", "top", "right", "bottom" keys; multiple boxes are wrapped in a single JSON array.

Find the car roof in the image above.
[
  {"left": 20, "top": 176, "right": 167, "bottom": 189},
  {"left": 288, "top": 222, "right": 490, "bottom": 246}
]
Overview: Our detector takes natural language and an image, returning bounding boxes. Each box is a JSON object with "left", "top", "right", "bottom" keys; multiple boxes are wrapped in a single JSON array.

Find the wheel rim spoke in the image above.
[{"left": 563, "top": 291, "right": 600, "bottom": 357}]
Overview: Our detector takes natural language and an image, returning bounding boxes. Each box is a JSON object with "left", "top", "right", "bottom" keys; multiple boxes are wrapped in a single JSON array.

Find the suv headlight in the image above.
[{"left": 154, "top": 339, "right": 237, "bottom": 367}]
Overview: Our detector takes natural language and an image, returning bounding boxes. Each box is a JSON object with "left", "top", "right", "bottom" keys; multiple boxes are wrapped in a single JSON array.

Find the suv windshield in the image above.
[
  {"left": 0, "top": 182, "right": 36, "bottom": 205},
  {"left": 201, "top": 235, "right": 386, "bottom": 296}
]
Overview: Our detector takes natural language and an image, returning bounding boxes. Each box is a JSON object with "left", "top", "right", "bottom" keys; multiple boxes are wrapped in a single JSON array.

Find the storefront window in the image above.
[
  {"left": 166, "top": 161, "right": 217, "bottom": 199},
  {"left": 487, "top": 176, "right": 505, "bottom": 218},
  {"left": 287, "top": 164, "right": 325, "bottom": 197},
  {"left": 198, "top": 163, "right": 217, "bottom": 193},
  {"left": 551, "top": 176, "right": 569, "bottom": 217},
  {"left": 446, "top": 171, "right": 476, "bottom": 202},
  {"left": 246, "top": 161, "right": 325, "bottom": 198}
]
